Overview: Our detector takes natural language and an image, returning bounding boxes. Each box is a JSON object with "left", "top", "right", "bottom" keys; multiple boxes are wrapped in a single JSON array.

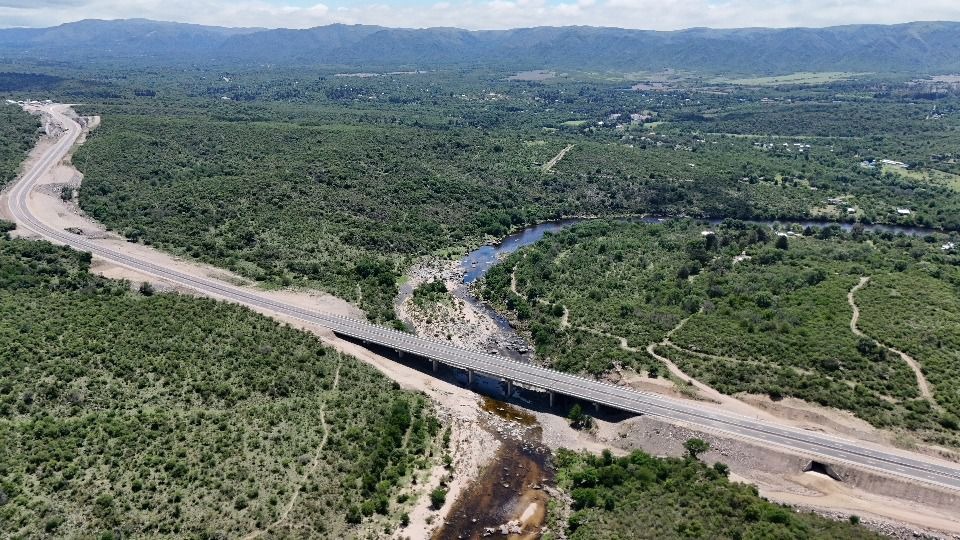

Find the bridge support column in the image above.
[
  {"left": 432, "top": 359, "right": 438, "bottom": 372},
  {"left": 397, "top": 350, "right": 404, "bottom": 358},
  {"left": 467, "top": 369, "right": 474, "bottom": 385},
  {"left": 505, "top": 379, "right": 513, "bottom": 397},
  {"left": 548, "top": 391, "right": 555, "bottom": 407},
  {"left": 592, "top": 402, "right": 599, "bottom": 412}
]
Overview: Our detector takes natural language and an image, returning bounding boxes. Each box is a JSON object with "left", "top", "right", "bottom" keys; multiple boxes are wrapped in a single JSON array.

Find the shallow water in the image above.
[{"left": 433, "top": 397, "right": 552, "bottom": 540}]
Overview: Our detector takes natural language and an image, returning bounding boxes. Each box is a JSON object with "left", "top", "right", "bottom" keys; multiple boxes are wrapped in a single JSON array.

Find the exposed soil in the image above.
[
  {"left": 541, "top": 144, "right": 575, "bottom": 172},
  {"left": 594, "top": 415, "right": 960, "bottom": 538}
]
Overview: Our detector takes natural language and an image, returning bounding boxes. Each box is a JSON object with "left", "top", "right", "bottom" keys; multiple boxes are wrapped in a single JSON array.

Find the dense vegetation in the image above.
[
  {"left": 479, "top": 219, "right": 960, "bottom": 445},
  {"left": 552, "top": 448, "right": 879, "bottom": 540},
  {"left": 0, "top": 105, "right": 38, "bottom": 187},
  {"left": 64, "top": 69, "right": 960, "bottom": 322},
  {"left": 73, "top": 112, "right": 559, "bottom": 323},
  {"left": 2, "top": 19, "right": 960, "bottom": 74},
  {"left": 0, "top": 233, "right": 439, "bottom": 538},
  {"left": 856, "top": 271, "right": 960, "bottom": 430}
]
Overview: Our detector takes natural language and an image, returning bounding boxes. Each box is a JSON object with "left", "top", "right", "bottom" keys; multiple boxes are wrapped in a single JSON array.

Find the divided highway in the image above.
[{"left": 8, "top": 104, "right": 960, "bottom": 493}]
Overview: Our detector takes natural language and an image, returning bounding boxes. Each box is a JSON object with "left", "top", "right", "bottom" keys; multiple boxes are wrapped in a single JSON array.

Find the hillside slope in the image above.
[{"left": 1, "top": 19, "right": 959, "bottom": 73}]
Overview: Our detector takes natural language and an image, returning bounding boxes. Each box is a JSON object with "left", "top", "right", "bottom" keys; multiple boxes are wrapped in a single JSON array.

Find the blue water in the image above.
[
  {"left": 461, "top": 219, "right": 581, "bottom": 284},
  {"left": 460, "top": 216, "right": 933, "bottom": 284}
]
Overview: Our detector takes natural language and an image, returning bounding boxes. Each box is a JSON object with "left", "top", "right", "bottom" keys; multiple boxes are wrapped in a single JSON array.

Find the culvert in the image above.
[{"left": 803, "top": 460, "right": 843, "bottom": 481}]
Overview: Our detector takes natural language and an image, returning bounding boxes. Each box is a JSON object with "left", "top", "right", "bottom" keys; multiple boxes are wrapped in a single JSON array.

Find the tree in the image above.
[
  {"left": 775, "top": 235, "right": 789, "bottom": 250},
  {"left": 139, "top": 282, "right": 155, "bottom": 296},
  {"left": 568, "top": 403, "right": 592, "bottom": 430},
  {"left": 684, "top": 438, "right": 710, "bottom": 460},
  {"left": 346, "top": 505, "right": 362, "bottom": 524}
]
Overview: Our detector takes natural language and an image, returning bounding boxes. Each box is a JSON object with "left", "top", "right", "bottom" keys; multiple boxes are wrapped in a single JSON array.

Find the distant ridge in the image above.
[{"left": 1, "top": 18, "right": 958, "bottom": 73}]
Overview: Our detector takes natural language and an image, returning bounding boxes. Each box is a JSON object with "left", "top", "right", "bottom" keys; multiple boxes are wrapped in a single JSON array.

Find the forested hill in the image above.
[{"left": 2, "top": 19, "right": 960, "bottom": 73}]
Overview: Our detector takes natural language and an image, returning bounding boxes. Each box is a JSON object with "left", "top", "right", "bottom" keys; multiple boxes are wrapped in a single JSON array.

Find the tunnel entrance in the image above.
[{"left": 803, "top": 460, "right": 843, "bottom": 481}]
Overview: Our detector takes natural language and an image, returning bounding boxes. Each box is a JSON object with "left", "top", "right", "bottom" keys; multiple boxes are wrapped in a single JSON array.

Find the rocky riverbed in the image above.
[
  {"left": 396, "top": 258, "right": 534, "bottom": 362},
  {"left": 433, "top": 398, "right": 553, "bottom": 540}
]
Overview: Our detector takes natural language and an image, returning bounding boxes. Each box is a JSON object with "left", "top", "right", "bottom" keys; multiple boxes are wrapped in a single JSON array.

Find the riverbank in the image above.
[{"left": 395, "top": 258, "right": 533, "bottom": 361}]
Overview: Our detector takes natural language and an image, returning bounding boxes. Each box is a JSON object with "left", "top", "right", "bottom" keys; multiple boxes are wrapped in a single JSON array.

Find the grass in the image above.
[{"left": 883, "top": 165, "right": 960, "bottom": 192}]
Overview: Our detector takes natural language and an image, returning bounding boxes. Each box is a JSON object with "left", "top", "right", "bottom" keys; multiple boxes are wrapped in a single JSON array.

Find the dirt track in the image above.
[
  {"left": 7, "top": 104, "right": 960, "bottom": 538},
  {"left": 848, "top": 276, "right": 938, "bottom": 404}
]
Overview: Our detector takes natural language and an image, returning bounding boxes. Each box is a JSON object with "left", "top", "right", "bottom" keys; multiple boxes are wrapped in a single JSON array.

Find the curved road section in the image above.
[{"left": 9, "top": 105, "right": 960, "bottom": 493}]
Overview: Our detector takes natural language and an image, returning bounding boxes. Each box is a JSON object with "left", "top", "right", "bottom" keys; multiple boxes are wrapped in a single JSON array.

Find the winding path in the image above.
[
  {"left": 8, "top": 103, "right": 960, "bottom": 493},
  {"left": 848, "top": 277, "right": 937, "bottom": 404},
  {"left": 243, "top": 360, "right": 340, "bottom": 539}
]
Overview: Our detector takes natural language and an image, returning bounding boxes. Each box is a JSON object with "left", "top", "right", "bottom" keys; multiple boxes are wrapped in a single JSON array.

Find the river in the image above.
[
  {"left": 432, "top": 215, "right": 936, "bottom": 539},
  {"left": 460, "top": 216, "right": 935, "bottom": 285}
]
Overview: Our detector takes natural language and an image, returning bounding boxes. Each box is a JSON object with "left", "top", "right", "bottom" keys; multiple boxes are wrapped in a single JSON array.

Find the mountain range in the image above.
[{"left": 1, "top": 18, "right": 958, "bottom": 74}]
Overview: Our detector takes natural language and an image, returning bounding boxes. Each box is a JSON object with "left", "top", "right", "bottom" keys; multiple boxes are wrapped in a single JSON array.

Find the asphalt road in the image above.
[{"left": 9, "top": 104, "right": 960, "bottom": 493}]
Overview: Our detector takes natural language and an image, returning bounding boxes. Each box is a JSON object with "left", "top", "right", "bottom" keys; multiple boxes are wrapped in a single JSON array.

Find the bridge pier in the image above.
[
  {"left": 467, "top": 369, "right": 474, "bottom": 385},
  {"left": 397, "top": 350, "right": 404, "bottom": 358},
  {"left": 592, "top": 402, "right": 599, "bottom": 412},
  {"left": 432, "top": 359, "right": 438, "bottom": 372},
  {"left": 548, "top": 391, "right": 555, "bottom": 407},
  {"left": 505, "top": 379, "right": 513, "bottom": 397}
]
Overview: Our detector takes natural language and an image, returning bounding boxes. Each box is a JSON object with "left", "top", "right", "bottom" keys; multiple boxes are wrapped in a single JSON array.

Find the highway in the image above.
[{"left": 8, "top": 104, "right": 960, "bottom": 493}]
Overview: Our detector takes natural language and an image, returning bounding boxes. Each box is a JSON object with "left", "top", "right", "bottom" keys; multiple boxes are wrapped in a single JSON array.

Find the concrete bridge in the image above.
[{"left": 9, "top": 104, "right": 960, "bottom": 494}]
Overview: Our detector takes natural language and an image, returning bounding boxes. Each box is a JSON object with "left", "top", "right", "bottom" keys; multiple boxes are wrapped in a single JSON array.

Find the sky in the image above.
[{"left": 1, "top": 0, "right": 959, "bottom": 30}]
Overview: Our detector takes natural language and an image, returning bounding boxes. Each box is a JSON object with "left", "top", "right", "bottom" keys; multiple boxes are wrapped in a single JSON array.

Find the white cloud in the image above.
[{"left": 0, "top": 0, "right": 958, "bottom": 30}]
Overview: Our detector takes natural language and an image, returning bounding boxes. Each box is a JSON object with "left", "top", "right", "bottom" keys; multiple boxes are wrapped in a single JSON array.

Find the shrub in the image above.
[
  {"left": 684, "top": 438, "right": 710, "bottom": 459},
  {"left": 429, "top": 487, "right": 447, "bottom": 509}
]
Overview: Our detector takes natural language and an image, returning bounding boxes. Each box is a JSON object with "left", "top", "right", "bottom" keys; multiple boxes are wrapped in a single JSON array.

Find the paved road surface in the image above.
[{"left": 8, "top": 104, "right": 960, "bottom": 493}]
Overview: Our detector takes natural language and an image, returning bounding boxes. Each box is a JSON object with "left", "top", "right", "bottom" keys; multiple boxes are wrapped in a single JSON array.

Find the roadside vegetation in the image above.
[
  {"left": 479, "top": 219, "right": 960, "bottom": 446},
  {"left": 0, "top": 231, "right": 439, "bottom": 538},
  {"left": 551, "top": 448, "right": 879, "bottom": 539},
  {"left": 0, "top": 104, "right": 39, "bottom": 187}
]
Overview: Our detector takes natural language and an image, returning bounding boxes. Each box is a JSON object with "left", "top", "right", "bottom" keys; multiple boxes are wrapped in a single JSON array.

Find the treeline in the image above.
[
  {"left": 72, "top": 112, "right": 564, "bottom": 324},
  {"left": 0, "top": 231, "right": 437, "bottom": 537}
]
